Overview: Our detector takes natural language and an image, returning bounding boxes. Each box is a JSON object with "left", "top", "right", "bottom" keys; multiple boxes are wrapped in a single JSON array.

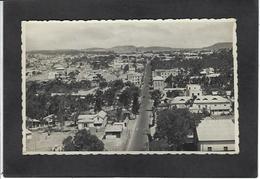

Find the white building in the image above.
[
  {"left": 77, "top": 110, "right": 107, "bottom": 130},
  {"left": 104, "top": 125, "right": 123, "bottom": 139},
  {"left": 170, "top": 95, "right": 232, "bottom": 115},
  {"left": 127, "top": 72, "right": 143, "bottom": 86},
  {"left": 153, "top": 76, "right": 166, "bottom": 91},
  {"left": 186, "top": 84, "right": 203, "bottom": 97},
  {"left": 200, "top": 68, "right": 220, "bottom": 78},
  {"left": 152, "top": 68, "right": 179, "bottom": 80},
  {"left": 196, "top": 119, "right": 235, "bottom": 152}
]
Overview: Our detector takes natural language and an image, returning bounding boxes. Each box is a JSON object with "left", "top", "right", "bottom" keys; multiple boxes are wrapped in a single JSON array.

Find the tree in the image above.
[
  {"left": 99, "top": 81, "right": 108, "bottom": 89},
  {"left": 94, "top": 90, "right": 103, "bottom": 112},
  {"left": 63, "top": 129, "right": 104, "bottom": 151},
  {"left": 123, "top": 64, "right": 129, "bottom": 73},
  {"left": 154, "top": 109, "right": 201, "bottom": 150},
  {"left": 165, "top": 74, "right": 174, "bottom": 87},
  {"left": 132, "top": 92, "right": 140, "bottom": 115},
  {"left": 151, "top": 90, "right": 164, "bottom": 107},
  {"left": 102, "top": 88, "right": 116, "bottom": 106},
  {"left": 119, "top": 89, "right": 131, "bottom": 107}
]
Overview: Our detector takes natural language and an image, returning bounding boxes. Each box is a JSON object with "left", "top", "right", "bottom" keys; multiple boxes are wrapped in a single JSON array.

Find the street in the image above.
[{"left": 126, "top": 59, "right": 153, "bottom": 151}]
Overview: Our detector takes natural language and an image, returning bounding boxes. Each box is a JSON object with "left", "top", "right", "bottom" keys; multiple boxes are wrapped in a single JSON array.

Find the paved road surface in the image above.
[{"left": 126, "top": 60, "right": 153, "bottom": 151}]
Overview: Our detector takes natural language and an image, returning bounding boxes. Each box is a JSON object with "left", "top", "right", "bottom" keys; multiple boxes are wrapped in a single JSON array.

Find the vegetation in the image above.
[
  {"left": 153, "top": 109, "right": 202, "bottom": 151},
  {"left": 132, "top": 92, "right": 140, "bottom": 115},
  {"left": 150, "top": 90, "right": 164, "bottom": 107},
  {"left": 63, "top": 129, "right": 104, "bottom": 151}
]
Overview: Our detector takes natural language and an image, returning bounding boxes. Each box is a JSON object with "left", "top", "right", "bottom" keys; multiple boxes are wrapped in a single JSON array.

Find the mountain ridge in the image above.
[{"left": 28, "top": 42, "right": 232, "bottom": 53}]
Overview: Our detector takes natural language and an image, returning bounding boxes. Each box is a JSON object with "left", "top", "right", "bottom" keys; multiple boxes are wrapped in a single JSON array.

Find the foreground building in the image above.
[
  {"left": 196, "top": 119, "right": 235, "bottom": 152},
  {"left": 104, "top": 125, "right": 123, "bottom": 139}
]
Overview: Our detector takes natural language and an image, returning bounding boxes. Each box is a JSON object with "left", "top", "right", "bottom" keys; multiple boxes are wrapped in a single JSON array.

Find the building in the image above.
[
  {"left": 200, "top": 68, "right": 220, "bottom": 78},
  {"left": 26, "top": 117, "right": 41, "bottom": 129},
  {"left": 104, "top": 125, "right": 123, "bottom": 139},
  {"left": 186, "top": 84, "right": 203, "bottom": 97},
  {"left": 153, "top": 76, "right": 166, "bottom": 91},
  {"left": 77, "top": 110, "right": 107, "bottom": 130},
  {"left": 152, "top": 68, "right": 179, "bottom": 80},
  {"left": 127, "top": 72, "right": 143, "bottom": 86},
  {"left": 196, "top": 119, "right": 235, "bottom": 152},
  {"left": 170, "top": 95, "right": 232, "bottom": 115}
]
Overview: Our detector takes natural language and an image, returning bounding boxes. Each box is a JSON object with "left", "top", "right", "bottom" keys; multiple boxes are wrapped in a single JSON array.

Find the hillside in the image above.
[{"left": 203, "top": 42, "right": 232, "bottom": 50}]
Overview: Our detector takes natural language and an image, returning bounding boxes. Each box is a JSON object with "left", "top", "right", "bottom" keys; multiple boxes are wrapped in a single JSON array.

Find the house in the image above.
[
  {"left": 196, "top": 119, "right": 235, "bottom": 152},
  {"left": 77, "top": 110, "right": 107, "bottom": 130},
  {"left": 104, "top": 125, "right": 123, "bottom": 139},
  {"left": 26, "top": 117, "right": 41, "bottom": 129},
  {"left": 153, "top": 76, "right": 166, "bottom": 91},
  {"left": 170, "top": 95, "right": 232, "bottom": 115}
]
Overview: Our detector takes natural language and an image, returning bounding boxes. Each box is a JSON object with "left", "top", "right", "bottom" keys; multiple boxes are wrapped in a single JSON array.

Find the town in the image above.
[{"left": 24, "top": 43, "right": 236, "bottom": 152}]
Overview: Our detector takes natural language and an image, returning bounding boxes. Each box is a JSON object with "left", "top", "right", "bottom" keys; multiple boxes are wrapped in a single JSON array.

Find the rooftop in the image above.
[
  {"left": 171, "top": 95, "right": 231, "bottom": 104},
  {"left": 153, "top": 76, "right": 164, "bottom": 81},
  {"left": 105, "top": 125, "right": 123, "bottom": 133},
  {"left": 197, "top": 119, "right": 235, "bottom": 141}
]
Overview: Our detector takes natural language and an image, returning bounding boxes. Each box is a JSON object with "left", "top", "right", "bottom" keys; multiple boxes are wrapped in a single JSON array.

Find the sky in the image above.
[{"left": 23, "top": 19, "right": 235, "bottom": 51}]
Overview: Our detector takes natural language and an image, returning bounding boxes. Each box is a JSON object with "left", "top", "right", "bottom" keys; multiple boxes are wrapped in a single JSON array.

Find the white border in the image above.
[{"left": 21, "top": 19, "right": 239, "bottom": 155}]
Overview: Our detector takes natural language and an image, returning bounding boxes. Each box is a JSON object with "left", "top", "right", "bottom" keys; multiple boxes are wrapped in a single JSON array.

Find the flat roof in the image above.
[
  {"left": 197, "top": 119, "right": 235, "bottom": 141},
  {"left": 105, "top": 125, "right": 123, "bottom": 133}
]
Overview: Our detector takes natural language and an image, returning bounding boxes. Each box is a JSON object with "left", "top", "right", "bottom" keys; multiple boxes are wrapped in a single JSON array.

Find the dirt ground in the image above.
[{"left": 26, "top": 130, "right": 76, "bottom": 152}]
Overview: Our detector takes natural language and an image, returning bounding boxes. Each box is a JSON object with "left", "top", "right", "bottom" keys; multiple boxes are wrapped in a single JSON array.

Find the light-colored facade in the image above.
[
  {"left": 104, "top": 125, "right": 123, "bottom": 139},
  {"left": 152, "top": 68, "right": 179, "bottom": 80},
  {"left": 171, "top": 95, "right": 232, "bottom": 115},
  {"left": 196, "top": 119, "right": 235, "bottom": 152},
  {"left": 153, "top": 76, "right": 166, "bottom": 91},
  {"left": 127, "top": 72, "right": 143, "bottom": 86},
  {"left": 186, "top": 84, "right": 203, "bottom": 97},
  {"left": 77, "top": 110, "right": 107, "bottom": 130}
]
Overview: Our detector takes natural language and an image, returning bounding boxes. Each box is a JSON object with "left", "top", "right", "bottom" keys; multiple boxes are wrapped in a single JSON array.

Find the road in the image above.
[{"left": 126, "top": 59, "right": 153, "bottom": 151}]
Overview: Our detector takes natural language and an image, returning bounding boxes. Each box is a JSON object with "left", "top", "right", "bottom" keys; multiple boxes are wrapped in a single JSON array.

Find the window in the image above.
[
  {"left": 207, "top": 147, "right": 212, "bottom": 151},
  {"left": 212, "top": 98, "right": 217, "bottom": 100},
  {"left": 224, "top": 146, "right": 228, "bottom": 151},
  {"left": 197, "top": 93, "right": 200, "bottom": 96}
]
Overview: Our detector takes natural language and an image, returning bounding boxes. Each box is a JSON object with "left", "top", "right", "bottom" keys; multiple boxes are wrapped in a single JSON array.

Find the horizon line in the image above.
[{"left": 26, "top": 41, "right": 232, "bottom": 52}]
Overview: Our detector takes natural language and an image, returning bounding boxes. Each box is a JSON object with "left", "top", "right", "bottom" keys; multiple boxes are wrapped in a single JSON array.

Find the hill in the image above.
[{"left": 203, "top": 42, "right": 232, "bottom": 50}]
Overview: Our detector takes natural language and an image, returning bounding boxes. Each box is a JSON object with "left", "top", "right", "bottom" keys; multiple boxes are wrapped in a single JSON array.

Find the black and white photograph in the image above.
[{"left": 22, "top": 19, "right": 238, "bottom": 154}]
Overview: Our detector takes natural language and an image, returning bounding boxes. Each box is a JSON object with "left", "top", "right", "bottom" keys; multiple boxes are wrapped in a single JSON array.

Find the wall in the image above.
[{"left": 198, "top": 140, "right": 235, "bottom": 151}]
